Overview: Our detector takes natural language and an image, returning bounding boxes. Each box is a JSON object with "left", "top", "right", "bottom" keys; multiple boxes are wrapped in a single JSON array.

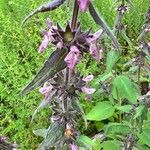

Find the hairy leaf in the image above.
[
  {"left": 106, "top": 50, "right": 119, "bottom": 72},
  {"left": 86, "top": 101, "right": 115, "bottom": 121},
  {"left": 105, "top": 123, "right": 131, "bottom": 135},
  {"left": 89, "top": 3, "right": 120, "bottom": 50},
  {"left": 21, "top": 48, "right": 67, "bottom": 95},
  {"left": 112, "top": 75, "right": 139, "bottom": 104},
  {"left": 37, "top": 123, "right": 64, "bottom": 150},
  {"left": 22, "top": 0, "right": 66, "bottom": 24},
  {"left": 71, "top": 98, "right": 87, "bottom": 129}
]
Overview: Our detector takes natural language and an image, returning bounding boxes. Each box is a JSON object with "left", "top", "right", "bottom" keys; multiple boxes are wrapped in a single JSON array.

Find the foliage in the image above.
[{"left": 0, "top": 0, "right": 150, "bottom": 149}]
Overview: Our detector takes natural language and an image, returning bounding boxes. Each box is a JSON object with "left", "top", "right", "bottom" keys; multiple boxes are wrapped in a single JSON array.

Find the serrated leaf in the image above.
[
  {"left": 89, "top": 3, "right": 120, "bottom": 50},
  {"left": 115, "top": 105, "right": 132, "bottom": 113},
  {"left": 21, "top": 48, "right": 67, "bottom": 95},
  {"left": 22, "top": 0, "right": 66, "bottom": 24},
  {"left": 71, "top": 98, "right": 87, "bottom": 129},
  {"left": 138, "top": 129, "right": 150, "bottom": 147},
  {"left": 101, "top": 140, "right": 121, "bottom": 150},
  {"left": 33, "top": 129, "right": 48, "bottom": 138},
  {"left": 31, "top": 99, "right": 50, "bottom": 122},
  {"left": 86, "top": 101, "right": 115, "bottom": 121},
  {"left": 112, "top": 75, "right": 139, "bottom": 104},
  {"left": 105, "top": 123, "right": 131, "bottom": 135},
  {"left": 106, "top": 50, "right": 119, "bottom": 72}
]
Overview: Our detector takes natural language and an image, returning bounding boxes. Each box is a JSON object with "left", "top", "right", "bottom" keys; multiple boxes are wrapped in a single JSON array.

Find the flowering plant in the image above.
[{"left": 20, "top": 0, "right": 150, "bottom": 150}]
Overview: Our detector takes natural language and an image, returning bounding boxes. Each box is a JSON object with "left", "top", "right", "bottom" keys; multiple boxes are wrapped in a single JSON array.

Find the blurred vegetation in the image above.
[{"left": 0, "top": 0, "right": 150, "bottom": 149}]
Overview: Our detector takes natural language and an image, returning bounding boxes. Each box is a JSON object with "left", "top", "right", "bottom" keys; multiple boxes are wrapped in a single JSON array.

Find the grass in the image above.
[{"left": 0, "top": 0, "right": 149, "bottom": 149}]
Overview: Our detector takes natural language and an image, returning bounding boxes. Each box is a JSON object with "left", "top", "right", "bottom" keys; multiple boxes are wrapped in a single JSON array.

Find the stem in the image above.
[
  {"left": 71, "top": 0, "right": 79, "bottom": 30},
  {"left": 138, "top": 66, "right": 141, "bottom": 85}
]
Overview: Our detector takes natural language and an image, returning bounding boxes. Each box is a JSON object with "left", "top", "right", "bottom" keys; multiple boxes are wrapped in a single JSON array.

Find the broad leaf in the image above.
[
  {"left": 101, "top": 140, "right": 121, "bottom": 150},
  {"left": 21, "top": 48, "right": 67, "bottom": 95},
  {"left": 33, "top": 129, "right": 48, "bottom": 138},
  {"left": 115, "top": 105, "right": 132, "bottom": 113},
  {"left": 77, "top": 135, "right": 93, "bottom": 148},
  {"left": 23, "top": 0, "right": 66, "bottom": 24},
  {"left": 106, "top": 50, "right": 119, "bottom": 72},
  {"left": 138, "top": 129, "right": 150, "bottom": 147},
  {"left": 134, "top": 105, "right": 147, "bottom": 120},
  {"left": 112, "top": 75, "right": 139, "bottom": 104},
  {"left": 89, "top": 3, "right": 120, "bottom": 50},
  {"left": 105, "top": 123, "right": 131, "bottom": 135},
  {"left": 86, "top": 101, "right": 115, "bottom": 121}
]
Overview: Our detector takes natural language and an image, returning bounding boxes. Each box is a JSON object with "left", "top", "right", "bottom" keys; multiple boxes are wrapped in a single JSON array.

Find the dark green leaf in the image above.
[
  {"left": 86, "top": 101, "right": 115, "bottom": 121},
  {"left": 112, "top": 75, "right": 139, "bottom": 104},
  {"left": 38, "top": 123, "right": 64, "bottom": 149},
  {"left": 89, "top": 3, "right": 120, "bottom": 50},
  {"left": 105, "top": 123, "right": 131, "bottom": 135},
  {"left": 21, "top": 48, "right": 67, "bottom": 95},
  {"left": 71, "top": 98, "right": 87, "bottom": 129},
  {"left": 22, "top": 0, "right": 66, "bottom": 24}
]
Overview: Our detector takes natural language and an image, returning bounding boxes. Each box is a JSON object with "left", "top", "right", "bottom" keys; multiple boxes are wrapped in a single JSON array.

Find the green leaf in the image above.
[
  {"left": 112, "top": 75, "right": 139, "bottom": 104},
  {"left": 101, "top": 140, "right": 121, "bottom": 150},
  {"left": 106, "top": 50, "right": 119, "bottom": 72},
  {"left": 115, "top": 105, "right": 132, "bottom": 113},
  {"left": 21, "top": 48, "right": 67, "bottom": 95},
  {"left": 89, "top": 3, "right": 120, "bottom": 50},
  {"left": 22, "top": 0, "right": 66, "bottom": 24},
  {"left": 86, "top": 101, "right": 115, "bottom": 121},
  {"left": 33, "top": 129, "right": 48, "bottom": 138},
  {"left": 105, "top": 123, "right": 131, "bottom": 135},
  {"left": 134, "top": 105, "right": 147, "bottom": 120},
  {"left": 77, "top": 135, "right": 93, "bottom": 148},
  {"left": 138, "top": 129, "right": 150, "bottom": 147}
]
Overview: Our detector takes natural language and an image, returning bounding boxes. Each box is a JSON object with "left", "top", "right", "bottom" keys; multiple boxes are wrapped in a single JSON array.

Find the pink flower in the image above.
[
  {"left": 81, "top": 75, "right": 96, "bottom": 96},
  {"left": 64, "top": 45, "right": 82, "bottom": 70},
  {"left": 39, "top": 83, "right": 53, "bottom": 99},
  {"left": 77, "top": 0, "right": 91, "bottom": 12},
  {"left": 86, "top": 29, "right": 103, "bottom": 61},
  {"left": 70, "top": 143, "right": 78, "bottom": 150}
]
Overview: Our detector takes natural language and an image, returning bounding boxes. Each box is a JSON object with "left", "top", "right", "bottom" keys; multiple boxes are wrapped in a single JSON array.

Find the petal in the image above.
[
  {"left": 82, "top": 75, "right": 94, "bottom": 82},
  {"left": 47, "top": 18, "right": 52, "bottom": 28},
  {"left": 70, "top": 144, "right": 78, "bottom": 150},
  {"left": 38, "top": 35, "right": 49, "bottom": 53},
  {"left": 77, "top": 0, "right": 91, "bottom": 12},
  {"left": 86, "top": 29, "right": 102, "bottom": 43},
  {"left": 64, "top": 46, "right": 81, "bottom": 70},
  {"left": 89, "top": 43, "right": 100, "bottom": 61},
  {"left": 81, "top": 86, "right": 96, "bottom": 95}
]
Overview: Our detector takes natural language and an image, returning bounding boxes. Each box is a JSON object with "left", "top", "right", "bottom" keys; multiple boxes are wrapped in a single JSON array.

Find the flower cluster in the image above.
[{"left": 39, "top": 18, "right": 102, "bottom": 70}]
